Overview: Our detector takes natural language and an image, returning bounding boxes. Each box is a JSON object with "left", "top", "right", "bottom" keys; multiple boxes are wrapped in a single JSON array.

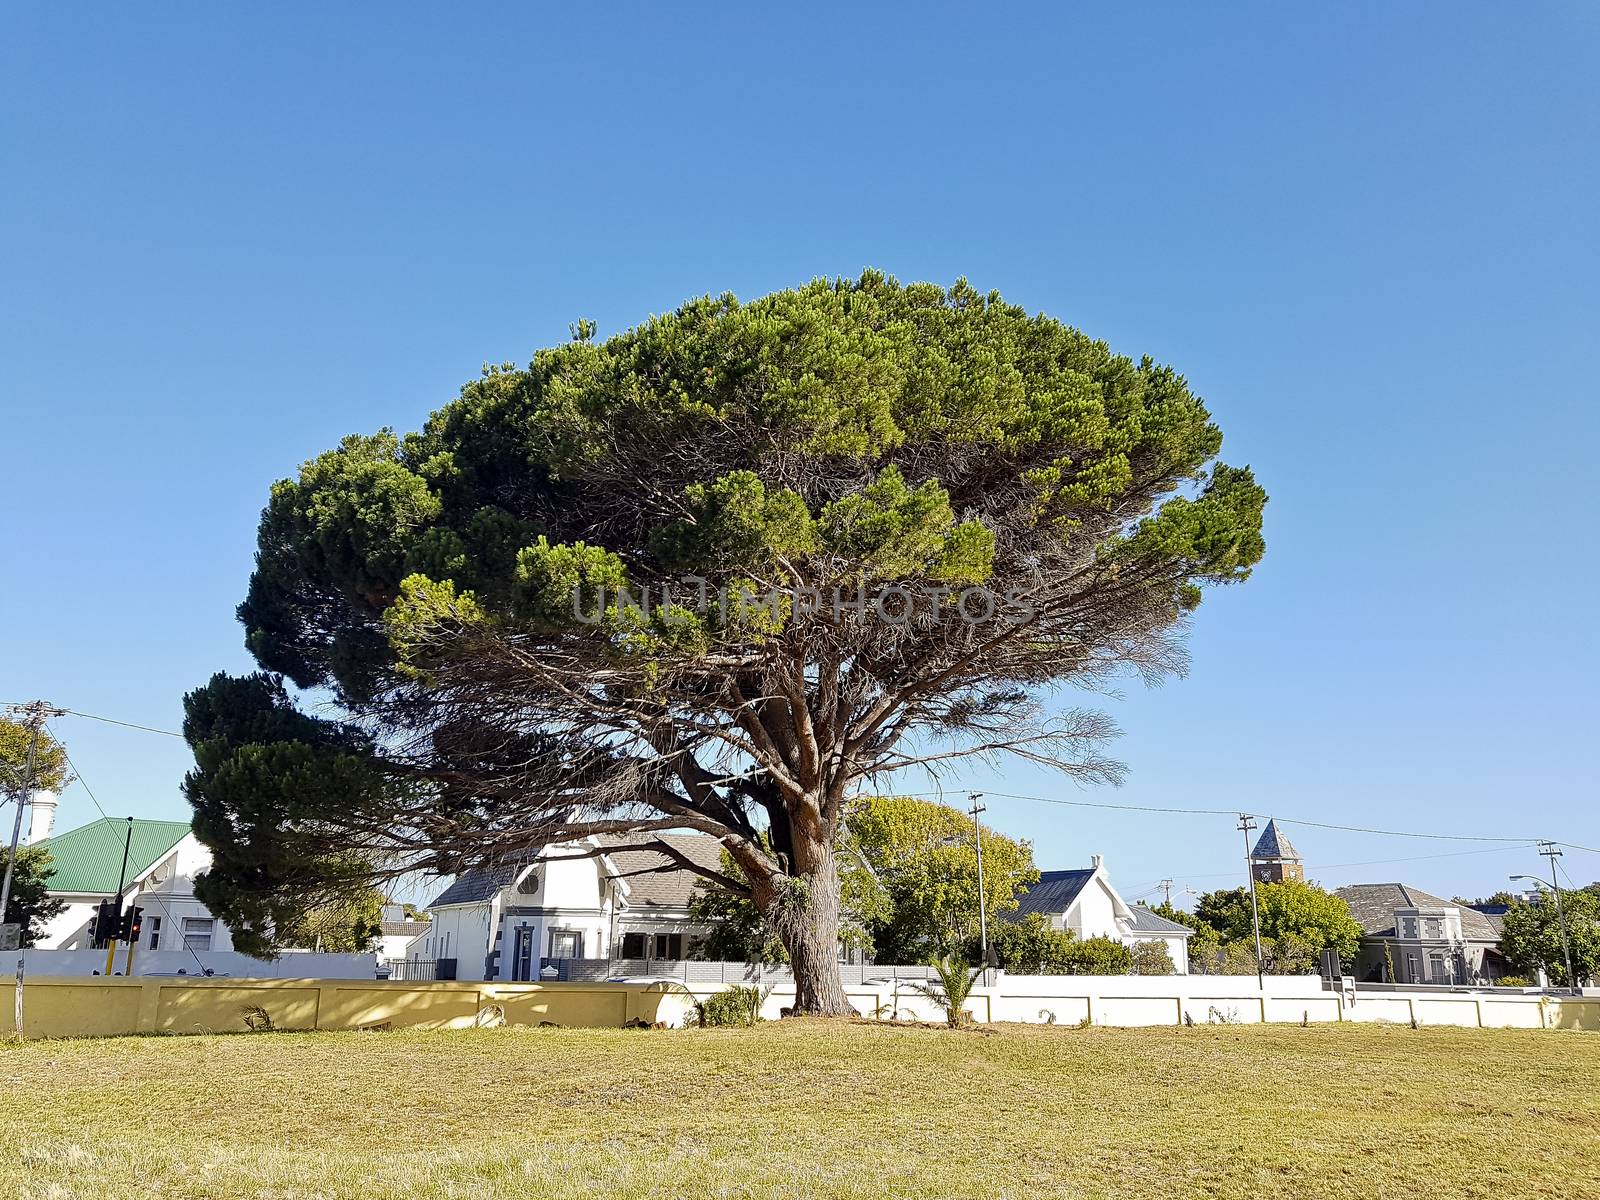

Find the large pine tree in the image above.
[{"left": 184, "top": 273, "right": 1266, "bottom": 1013}]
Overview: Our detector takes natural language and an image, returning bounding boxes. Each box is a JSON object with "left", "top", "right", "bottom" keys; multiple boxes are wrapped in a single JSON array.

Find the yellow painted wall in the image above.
[{"left": 2, "top": 977, "right": 695, "bottom": 1040}]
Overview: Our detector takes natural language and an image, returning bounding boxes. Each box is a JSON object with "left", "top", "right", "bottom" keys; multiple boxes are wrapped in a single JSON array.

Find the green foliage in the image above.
[
  {"left": 697, "top": 985, "right": 764, "bottom": 1027},
  {"left": 1501, "top": 890, "right": 1600, "bottom": 987},
  {"left": 1129, "top": 940, "right": 1176, "bottom": 976},
  {"left": 274, "top": 885, "right": 385, "bottom": 953},
  {"left": 911, "top": 954, "right": 980, "bottom": 1026},
  {"left": 847, "top": 795, "right": 1036, "bottom": 964},
  {"left": 181, "top": 672, "right": 392, "bottom": 959},
  {"left": 1495, "top": 975, "right": 1531, "bottom": 988},
  {"left": 0, "top": 718, "right": 71, "bottom": 795},
  {"left": 971, "top": 913, "right": 1080, "bottom": 974},
  {"left": 1190, "top": 880, "right": 1361, "bottom": 971},
  {"left": 1057, "top": 935, "right": 1133, "bottom": 976},
  {"left": 0, "top": 846, "right": 63, "bottom": 947},
  {"left": 192, "top": 273, "right": 1266, "bottom": 1002},
  {"left": 689, "top": 796, "right": 1024, "bottom": 965},
  {"left": 687, "top": 853, "right": 791, "bottom": 964}
]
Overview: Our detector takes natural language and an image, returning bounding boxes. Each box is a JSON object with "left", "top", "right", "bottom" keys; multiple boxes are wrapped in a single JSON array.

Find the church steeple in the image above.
[{"left": 1249, "top": 818, "right": 1304, "bottom": 883}]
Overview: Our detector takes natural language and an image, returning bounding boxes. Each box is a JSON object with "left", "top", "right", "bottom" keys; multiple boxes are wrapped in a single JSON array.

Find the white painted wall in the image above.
[
  {"left": 666, "top": 974, "right": 1594, "bottom": 1030},
  {"left": 20, "top": 948, "right": 378, "bottom": 979}
]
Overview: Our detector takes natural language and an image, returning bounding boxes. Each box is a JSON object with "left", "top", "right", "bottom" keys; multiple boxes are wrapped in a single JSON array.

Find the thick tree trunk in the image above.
[{"left": 754, "top": 828, "right": 853, "bottom": 1017}]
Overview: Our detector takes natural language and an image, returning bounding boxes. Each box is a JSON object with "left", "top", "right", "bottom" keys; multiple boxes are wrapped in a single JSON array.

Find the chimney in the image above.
[
  {"left": 1090, "top": 853, "right": 1103, "bottom": 870},
  {"left": 25, "top": 790, "right": 58, "bottom": 845}
]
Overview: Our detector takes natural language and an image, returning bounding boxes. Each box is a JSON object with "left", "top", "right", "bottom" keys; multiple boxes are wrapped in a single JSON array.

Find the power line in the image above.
[
  {"left": 57, "top": 739, "right": 111, "bottom": 823},
  {"left": 896, "top": 787, "right": 1537, "bottom": 845},
  {"left": 56, "top": 708, "right": 184, "bottom": 739}
]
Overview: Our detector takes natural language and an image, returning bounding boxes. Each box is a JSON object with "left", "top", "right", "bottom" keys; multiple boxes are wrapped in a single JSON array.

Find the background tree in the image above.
[
  {"left": 0, "top": 717, "right": 72, "bottom": 797},
  {"left": 0, "top": 847, "right": 64, "bottom": 946},
  {"left": 1500, "top": 890, "right": 1600, "bottom": 986},
  {"left": 1191, "top": 880, "right": 1360, "bottom": 972},
  {"left": 847, "top": 795, "right": 1036, "bottom": 963},
  {"left": 688, "top": 795, "right": 1028, "bottom": 964},
  {"left": 274, "top": 885, "right": 385, "bottom": 953},
  {"left": 184, "top": 274, "right": 1266, "bottom": 1013}
]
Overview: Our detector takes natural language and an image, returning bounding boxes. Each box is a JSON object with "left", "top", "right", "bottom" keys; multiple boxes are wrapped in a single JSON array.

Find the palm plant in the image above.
[{"left": 911, "top": 954, "right": 981, "bottom": 1027}]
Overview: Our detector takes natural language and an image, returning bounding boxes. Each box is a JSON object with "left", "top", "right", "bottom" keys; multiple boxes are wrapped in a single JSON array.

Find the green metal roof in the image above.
[{"left": 37, "top": 818, "right": 192, "bottom": 895}]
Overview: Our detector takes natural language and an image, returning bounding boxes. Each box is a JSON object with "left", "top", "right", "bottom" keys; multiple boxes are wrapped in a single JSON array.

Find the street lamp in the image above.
[{"left": 1510, "top": 875, "right": 1579, "bottom": 995}]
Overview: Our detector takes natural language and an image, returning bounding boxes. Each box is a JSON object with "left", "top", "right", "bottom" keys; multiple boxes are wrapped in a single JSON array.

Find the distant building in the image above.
[
  {"left": 1012, "top": 854, "right": 1193, "bottom": 973},
  {"left": 422, "top": 834, "right": 723, "bottom": 982},
  {"left": 375, "top": 903, "right": 431, "bottom": 966},
  {"left": 1249, "top": 819, "right": 1304, "bottom": 884},
  {"left": 1335, "top": 882, "right": 1506, "bottom": 985}
]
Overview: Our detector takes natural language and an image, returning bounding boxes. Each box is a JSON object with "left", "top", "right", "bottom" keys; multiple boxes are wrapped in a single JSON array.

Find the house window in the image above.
[
  {"left": 149, "top": 916, "right": 162, "bottom": 951},
  {"left": 1429, "top": 953, "right": 1449, "bottom": 984},
  {"left": 549, "top": 930, "right": 582, "bottom": 960},
  {"left": 653, "top": 933, "right": 683, "bottom": 960},
  {"left": 182, "top": 917, "right": 214, "bottom": 953},
  {"left": 621, "top": 932, "right": 647, "bottom": 959},
  {"left": 1405, "top": 953, "right": 1420, "bottom": 983}
]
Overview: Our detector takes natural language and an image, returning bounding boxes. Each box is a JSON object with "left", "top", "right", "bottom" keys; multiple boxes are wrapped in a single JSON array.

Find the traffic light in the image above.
[
  {"left": 90, "top": 900, "right": 121, "bottom": 948},
  {"left": 121, "top": 906, "right": 144, "bottom": 944}
]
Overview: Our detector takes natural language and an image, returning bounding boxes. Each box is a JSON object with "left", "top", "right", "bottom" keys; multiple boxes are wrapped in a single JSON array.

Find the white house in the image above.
[
  {"left": 422, "top": 833, "right": 722, "bottom": 982},
  {"left": 24, "top": 805, "right": 379, "bottom": 979},
  {"left": 30, "top": 806, "right": 235, "bottom": 958},
  {"left": 1013, "top": 854, "right": 1193, "bottom": 973},
  {"left": 375, "top": 903, "right": 432, "bottom": 966}
]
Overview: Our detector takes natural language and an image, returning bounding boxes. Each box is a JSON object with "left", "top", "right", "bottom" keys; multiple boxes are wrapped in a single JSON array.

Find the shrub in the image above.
[
  {"left": 971, "top": 913, "right": 1080, "bottom": 973},
  {"left": 698, "top": 985, "right": 763, "bottom": 1027},
  {"left": 1059, "top": 935, "right": 1133, "bottom": 976},
  {"left": 1496, "top": 975, "right": 1532, "bottom": 988},
  {"left": 1128, "top": 940, "right": 1175, "bottom": 976}
]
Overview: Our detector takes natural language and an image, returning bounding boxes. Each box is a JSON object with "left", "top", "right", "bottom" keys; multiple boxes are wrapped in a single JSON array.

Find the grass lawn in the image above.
[{"left": 3, "top": 1020, "right": 1598, "bottom": 1199}]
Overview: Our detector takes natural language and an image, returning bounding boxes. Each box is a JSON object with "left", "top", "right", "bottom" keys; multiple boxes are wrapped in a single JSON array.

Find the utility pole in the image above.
[
  {"left": 1238, "top": 815, "right": 1264, "bottom": 991},
  {"left": 1539, "top": 841, "right": 1578, "bottom": 995},
  {"left": 1, "top": 700, "right": 65, "bottom": 927},
  {"left": 969, "top": 793, "right": 989, "bottom": 973},
  {"left": 104, "top": 817, "right": 134, "bottom": 976},
  {"left": 1159, "top": 879, "right": 1175, "bottom": 907}
]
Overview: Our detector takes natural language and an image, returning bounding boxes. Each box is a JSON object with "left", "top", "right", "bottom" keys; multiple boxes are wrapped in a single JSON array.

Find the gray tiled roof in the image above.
[
  {"left": 426, "top": 834, "right": 726, "bottom": 912},
  {"left": 1251, "top": 818, "right": 1300, "bottom": 862},
  {"left": 1014, "top": 868, "right": 1097, "bottom": 917},
  {"left": 600, "top": 834, "right": 725, "bottom": 909},
  {"left": 428, "top": 862, "right": 524, "bottom": 908},
  {"left": 1127, "top": 906, "right": 1195, "bottom": 936},
  {"left": 1334, "top": 883, "right": 1501, "bottom": 942}
]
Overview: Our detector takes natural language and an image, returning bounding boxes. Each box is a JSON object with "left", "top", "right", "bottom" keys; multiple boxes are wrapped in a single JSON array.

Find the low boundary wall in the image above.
[
  {"left": 5, "top": 973, "right": 1596, "bottom": 1039},
  {"left": 704, "top": 975, "right": 1600, "bottom": 1031},
  {"left": 2, "top": 976, "right": 697, "bottom": 1039}
]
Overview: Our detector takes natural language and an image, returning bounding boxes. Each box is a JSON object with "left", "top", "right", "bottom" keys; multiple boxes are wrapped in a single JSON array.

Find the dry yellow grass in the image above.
[{"left": 3, "top": 1019, "right": 1598, "bottom": 1199}]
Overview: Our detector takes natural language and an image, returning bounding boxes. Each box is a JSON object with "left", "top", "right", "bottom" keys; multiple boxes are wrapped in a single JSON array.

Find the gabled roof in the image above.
[
  {"left": 428, "top": 863, "right": 524, "bottom": 908},
  {"left": 1127, "top": 906, "right": 1195, "bottom": 937},
  {"left": 37, "top": 818, "right": 192, "bottom": 895},
  {"left": 425, "top": 833, "right": 726, "bottom": 912},
  {"left": 599, "top": 834, "right": 724, "bottom": 909},
  {"left": 1334, "top": 883, "right": 1501, "bottom": 942},
  {"left": 1014, "top": 869, "right": 1097, "bottom": 918},
  {"left": 1250, "top": 819, "right": 1300, "bottom": 862}
]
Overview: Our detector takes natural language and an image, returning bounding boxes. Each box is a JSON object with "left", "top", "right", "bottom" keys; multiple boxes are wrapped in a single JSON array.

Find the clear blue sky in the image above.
[{"left": 4, "top": 4, "right": 1597, "bottom": 905}]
